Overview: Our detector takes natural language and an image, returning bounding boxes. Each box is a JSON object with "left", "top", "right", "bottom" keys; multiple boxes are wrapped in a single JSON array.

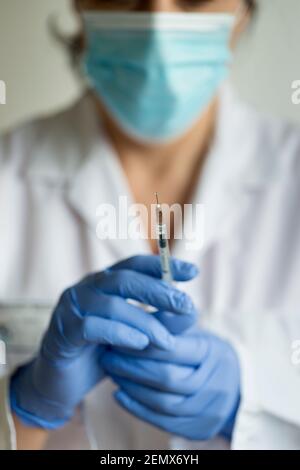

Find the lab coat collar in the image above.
[
  {"left": 26, "top": 86, "right": 279, "bottom": 186},
  {"left": 25, "top": 86, "right": 284, "bottom": 259},
  {"left": 172, "top": 84, "right": 283, "bottom": 258},
  {"left": 68, "top": 124, "right": 150, "bottom": 259},
  {"left": 25, "top": 93, "right": 149, "bottom": 259}
]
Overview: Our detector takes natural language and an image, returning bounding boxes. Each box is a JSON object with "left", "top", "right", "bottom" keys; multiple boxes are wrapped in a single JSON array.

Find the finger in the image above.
[
  {"left": 83, "top": 317, "right": 149, "bottom": 350},
  {"left": 71, "top": 287, "right": 174, "bottom": 350},
  {"left": 115, "top": 390, "right": 221, "bottom": 441},
  {"left": 114, "top": 378, "right": 224, "bottom": 429},
  {"left": 103, "top": 342, "right": 216, "bottom": 395},
  {"left": 112, "top": 376, "right": 187, "bottom": 416},
  {"left": 102, "top": 352, "right": 196, "bottom": 394},
  {"left": 115, "top": 390, "right": 185, "bottom": 436},
  {"left": 108, "top": 255, "right": 199, "bottom": 282},
  {"left": 113, "top": 375, "right": 220, "bottom": 418},
  {"left": 113, "top": 334, "right": 209, "bottom": 366},
  {"left": 93, "top": 270, "right": 196, "bottom": 316},
  {"left": 152, "top": 310, "right": 198, "bottom": 335}
]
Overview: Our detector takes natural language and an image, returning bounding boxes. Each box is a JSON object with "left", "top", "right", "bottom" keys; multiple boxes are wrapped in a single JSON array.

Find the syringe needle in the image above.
[{"left": 155, "top": 192, "right": 160, "bottom": 206}]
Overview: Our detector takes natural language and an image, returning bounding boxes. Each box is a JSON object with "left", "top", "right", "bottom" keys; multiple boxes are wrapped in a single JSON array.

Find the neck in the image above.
[
  {"left": 96, "top": 97, "right": 219, "bottom": 190},
  {"left": 94, "top": 96, "right": 219, "bottom": 253}
]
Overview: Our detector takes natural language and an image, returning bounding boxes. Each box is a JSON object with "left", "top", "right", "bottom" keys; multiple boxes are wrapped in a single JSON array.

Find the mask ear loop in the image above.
[
  {"left": 234, "top": 1, "right": 249, "bottom": 26},
  {"left": 230, "top": 0, "right": 253, "bottom": 37}
]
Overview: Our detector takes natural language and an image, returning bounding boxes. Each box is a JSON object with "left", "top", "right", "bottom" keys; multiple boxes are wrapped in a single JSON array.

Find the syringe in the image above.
[{"left": 155, "top": 193, "right": 173, "bottom": 284}]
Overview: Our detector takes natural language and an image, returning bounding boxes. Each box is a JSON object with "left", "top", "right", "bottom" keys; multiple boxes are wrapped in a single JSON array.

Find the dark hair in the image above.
[
  {"left": 51, "top": 0, "right": 256, "bottom": 67},
  {"left": 246, "top": 0, "right": 255, "bottom": 10}
]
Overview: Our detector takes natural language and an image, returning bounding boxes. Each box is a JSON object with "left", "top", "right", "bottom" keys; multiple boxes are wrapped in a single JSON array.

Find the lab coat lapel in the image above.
[
  {"left": 67, "top": 84, "right": 276, "bottom": 267},
  {"left": 66, "top": 129, "right": 150, "bottom": 261},
  {"left": 26, "top": 86, "right": 277, "bottom": 267},
  {"left": 172, "top": 84, "right": 277, "bottom": 263},
  {"left": 25, "top": 92, "right": 149, "bottom": 262}
]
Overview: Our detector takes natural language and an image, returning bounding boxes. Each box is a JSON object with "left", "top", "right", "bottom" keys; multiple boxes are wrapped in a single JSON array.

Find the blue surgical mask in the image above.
[{"left": 82, "top": 12, "right": 235, "bottom": 144}]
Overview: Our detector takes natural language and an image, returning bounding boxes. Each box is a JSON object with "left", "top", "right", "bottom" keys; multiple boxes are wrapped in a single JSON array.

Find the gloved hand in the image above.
[
  {"left": 10, "top": 255, "right": 198, "bottom": 430},
  {"left": 103, "top": 328, "right": 241, "bottom": 441}
]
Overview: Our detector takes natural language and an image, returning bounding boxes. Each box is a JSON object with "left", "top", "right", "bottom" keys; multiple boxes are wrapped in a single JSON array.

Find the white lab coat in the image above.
[{"left": 0, "top": 84, "right": 300, "bottom": 450}]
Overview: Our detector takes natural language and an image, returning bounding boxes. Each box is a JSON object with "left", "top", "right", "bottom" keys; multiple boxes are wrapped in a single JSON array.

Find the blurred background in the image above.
[{"left": 0, "top": 0, "right": 299, "bottom": 133}]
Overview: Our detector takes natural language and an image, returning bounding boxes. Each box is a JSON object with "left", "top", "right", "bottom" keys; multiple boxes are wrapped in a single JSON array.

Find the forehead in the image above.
[{"left": 76, "top": 0, "right": 240, "bottom": 12}]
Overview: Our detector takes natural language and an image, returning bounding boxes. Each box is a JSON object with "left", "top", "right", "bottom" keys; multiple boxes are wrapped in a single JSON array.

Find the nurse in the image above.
[{"left": 1, "top": 0, "right": 300, "bottom": 451}]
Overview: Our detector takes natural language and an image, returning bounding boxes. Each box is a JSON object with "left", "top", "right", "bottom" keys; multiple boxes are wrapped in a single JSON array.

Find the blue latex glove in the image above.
[
  {"left": 103, "top": 329, "right": 241, "bottom": 441},
  {"left": 10, "top": 255, "right": 198, "bottom": 430}
]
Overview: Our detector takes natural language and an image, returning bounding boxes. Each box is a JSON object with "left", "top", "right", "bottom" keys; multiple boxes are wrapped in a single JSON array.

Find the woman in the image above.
[{"left": 1, "top": 0, "right": 300, "bottom": 450}]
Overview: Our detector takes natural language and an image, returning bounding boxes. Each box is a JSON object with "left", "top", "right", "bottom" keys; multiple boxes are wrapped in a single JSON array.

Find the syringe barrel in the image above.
[{"left": 156, "top": 224, "right": 173, "bottom": 283}]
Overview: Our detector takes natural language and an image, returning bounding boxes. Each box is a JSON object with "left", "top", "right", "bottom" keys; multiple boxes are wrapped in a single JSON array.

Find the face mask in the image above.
[{"left": 82, "top": 12, "right": 235, "bottom": 144}]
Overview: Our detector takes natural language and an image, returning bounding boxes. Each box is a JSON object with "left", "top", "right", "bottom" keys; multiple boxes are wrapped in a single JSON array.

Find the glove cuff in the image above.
[
  {"left": 9, "top": 387, "right": 69, "bottom": 430},
  {"left": 9, "top": 361, "right": 74, "bottom": 430}
]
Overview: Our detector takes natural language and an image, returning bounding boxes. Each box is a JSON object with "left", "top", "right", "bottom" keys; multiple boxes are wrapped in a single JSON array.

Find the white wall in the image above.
[
  {"left": 232, "top": 0, "right": 300, "bottom": 125},
  {"left": 0, "top": 0, "right": 82, "bottom": 132},
  {"left": 0, "top": 0, "right": 299, "bottom": 132}
]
